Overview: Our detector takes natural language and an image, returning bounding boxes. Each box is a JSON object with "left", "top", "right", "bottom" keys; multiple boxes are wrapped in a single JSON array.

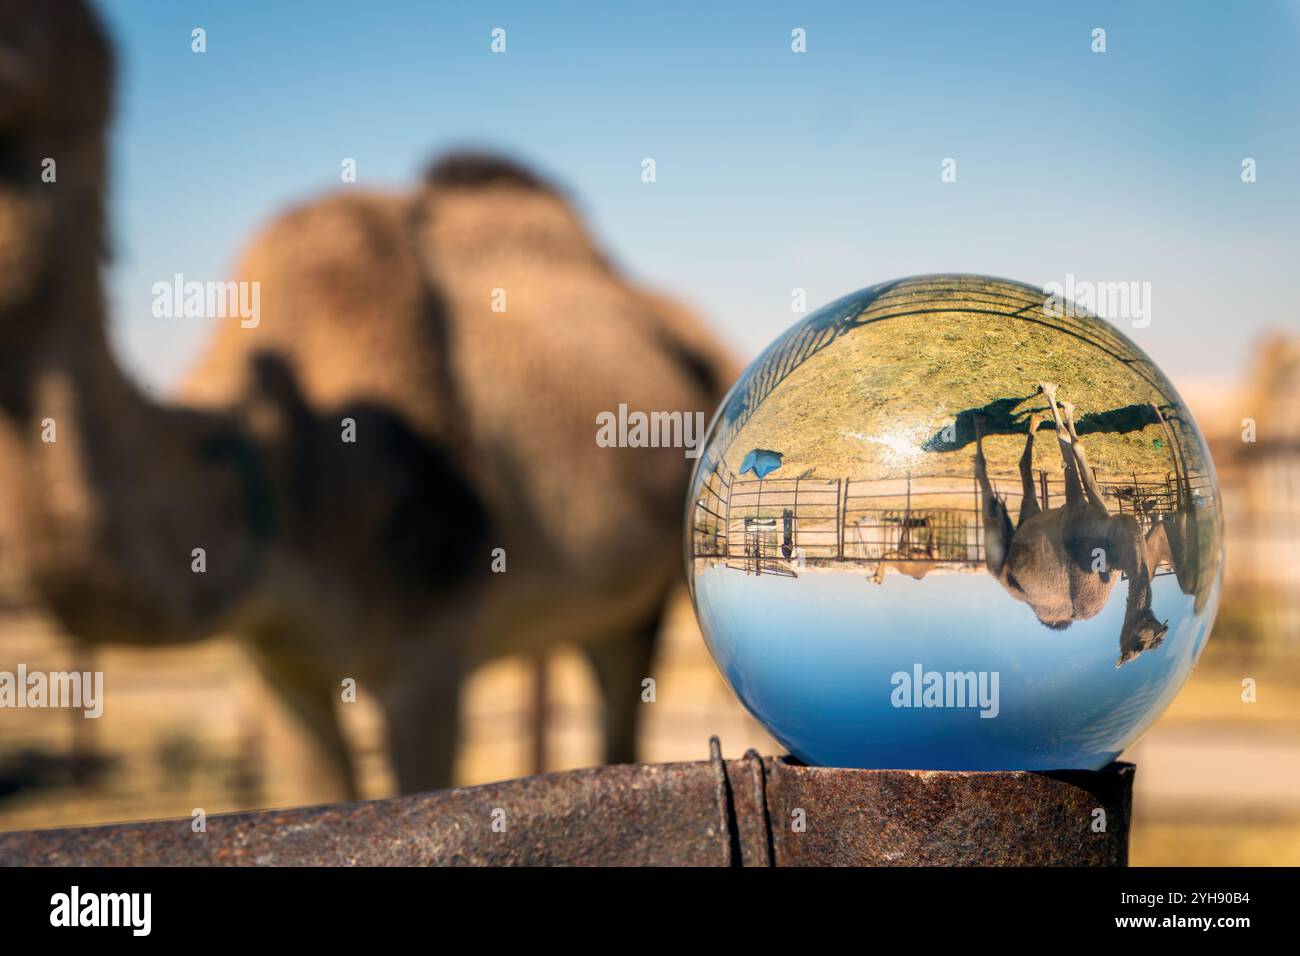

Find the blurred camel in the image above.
[
  {"left": 974, "top": 384, "right": 1167, "bottom": 666},
  {"left": 0, "top": 0, "right": 737, "bottom": 796}
]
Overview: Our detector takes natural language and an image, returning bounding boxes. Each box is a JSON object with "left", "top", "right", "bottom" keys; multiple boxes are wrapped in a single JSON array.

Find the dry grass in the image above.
[{"left": 722, "top": 281, "right": 1205, "bottom": 486}]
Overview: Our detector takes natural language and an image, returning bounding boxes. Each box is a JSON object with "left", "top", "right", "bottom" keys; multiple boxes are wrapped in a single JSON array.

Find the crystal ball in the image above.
[{"left": 686, "top": 275, "right": 1222, "bottom": 771}]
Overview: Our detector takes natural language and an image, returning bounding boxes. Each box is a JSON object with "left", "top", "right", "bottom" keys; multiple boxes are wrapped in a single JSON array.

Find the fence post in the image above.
[
  {"left": 724, "top": 477, "right": 734, "bottom": 560},
  {"left": 793, "top": 479, "right": 800, "bottom": 553},
  {"left": 836, "top": 479, "right": 845, "bottom": 560}
]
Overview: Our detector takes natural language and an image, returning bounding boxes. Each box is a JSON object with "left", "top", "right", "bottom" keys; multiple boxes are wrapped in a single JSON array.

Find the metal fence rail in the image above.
[{"left": 694, "top": 468, "right": 1211, "bottom": 576}]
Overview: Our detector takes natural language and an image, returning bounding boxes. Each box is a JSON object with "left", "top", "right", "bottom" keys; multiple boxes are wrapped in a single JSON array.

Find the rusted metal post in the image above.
[{"left": 0, "top": 740, "right": 1134, "bottom": 867}]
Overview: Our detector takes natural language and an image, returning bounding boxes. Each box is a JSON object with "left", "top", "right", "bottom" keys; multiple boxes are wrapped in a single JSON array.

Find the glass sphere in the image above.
[{"left": 686, "top": 275, "right": 1222, "bottom": 771}]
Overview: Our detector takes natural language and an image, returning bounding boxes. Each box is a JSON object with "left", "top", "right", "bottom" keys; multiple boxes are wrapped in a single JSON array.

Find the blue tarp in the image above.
[{"left": 739, "top": 448, "right": 784, "bottom": 479}]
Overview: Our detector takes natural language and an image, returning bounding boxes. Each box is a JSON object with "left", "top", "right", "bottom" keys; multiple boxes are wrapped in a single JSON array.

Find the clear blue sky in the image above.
[
  {"left": 94, "top": 0, "right": 1300, "bottom": 390},
  {"left": 695, "top": 565, "right": 1206, "bottom": 769}
]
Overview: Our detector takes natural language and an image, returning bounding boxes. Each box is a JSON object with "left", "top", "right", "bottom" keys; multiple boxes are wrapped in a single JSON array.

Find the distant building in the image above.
[{"left": 1186, "top": 335, "right": 1300, "bottom": 648}]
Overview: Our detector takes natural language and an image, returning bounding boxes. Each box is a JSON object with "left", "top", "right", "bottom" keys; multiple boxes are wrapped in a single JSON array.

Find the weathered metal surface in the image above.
[
  {"left": 0, "top": 740, "right": 1133, "bottom": 866},
  {"left": 0, "top": 760, "right": 735, "bottom": 866},
  {"left": 763, "top": 759, "right": 1133, "bottom": 866}
]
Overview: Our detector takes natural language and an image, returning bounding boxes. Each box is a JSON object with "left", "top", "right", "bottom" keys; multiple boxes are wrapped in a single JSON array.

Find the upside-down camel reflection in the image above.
[
  {"left": 1144, "top": 401, "right": 1214, "bottom": 613},
  {"left": 975, "top": 383, "right": 1168, "bottom": 667}
]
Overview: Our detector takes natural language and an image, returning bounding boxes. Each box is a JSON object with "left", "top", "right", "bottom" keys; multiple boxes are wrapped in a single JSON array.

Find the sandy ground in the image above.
[
  {"left": 0, "top": 596, "right": 777, "bottom": 830},
  {"left": 0, "top": 597, "right": 1295, "bottom": 865},
  {"left": 1126, "top": 651, "right": 1300, "bottom": 865}
]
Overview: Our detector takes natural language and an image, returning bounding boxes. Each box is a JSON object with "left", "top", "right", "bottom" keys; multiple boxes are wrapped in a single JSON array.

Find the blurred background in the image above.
[{"left": 1, "top": 0, "right": 1298, "bottom": 864}]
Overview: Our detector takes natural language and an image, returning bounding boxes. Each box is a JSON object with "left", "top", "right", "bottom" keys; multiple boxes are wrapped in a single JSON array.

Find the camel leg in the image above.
[
  {"left": 381, "top": 654, "right": 462, "bottom": 794},
  {"left": 1145, "top": 520, "right": 1174, "bottom": 571},
  {"left": 1061, "top": 401, "right": 1109, "bottom": 512},
  {"left": 1040, "top": 383, "right": 1083, "bottom": 507},
  {"left": 249, "top": 640, "right": 359, "bottom": 801},
  {"left": 1111, "top": 514, "right": 1168, "bottom": 666},
  {"left": 1018, "top": 413, "right": 1045, "bottom": 524},
  {"left": 973, "top": 416, "right": 1013, "bottom": 575},
  {"left": 585, "top": 600, "right": 664, "bottom": 765}
]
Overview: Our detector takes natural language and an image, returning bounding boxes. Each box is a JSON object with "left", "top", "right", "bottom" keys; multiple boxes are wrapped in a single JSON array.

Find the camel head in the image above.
[
  {"left": 0, "top": 0, "right": 111, "bottom": 328},
  {"left": 1116, "top": 609, "right": 1169, "bottom": 667}
]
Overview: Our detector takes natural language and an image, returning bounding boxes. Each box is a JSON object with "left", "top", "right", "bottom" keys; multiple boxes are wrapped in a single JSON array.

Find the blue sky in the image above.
[
  {"left": 694, "top": 565, "right": 1208, "bottom": 770},
  {"left": 94, "top": 0, "right": 1300, "bottom": 390}
]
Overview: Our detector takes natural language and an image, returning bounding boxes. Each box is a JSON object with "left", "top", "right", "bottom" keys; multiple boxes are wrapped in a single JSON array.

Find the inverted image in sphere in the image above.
[{"left": 686, "top": 275, "right": 1222, "bottom": 771}]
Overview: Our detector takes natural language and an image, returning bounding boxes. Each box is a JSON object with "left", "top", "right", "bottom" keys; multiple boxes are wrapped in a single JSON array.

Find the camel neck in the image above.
[{"left": 0, "top": 262, "right": 263, "bottom": 642}]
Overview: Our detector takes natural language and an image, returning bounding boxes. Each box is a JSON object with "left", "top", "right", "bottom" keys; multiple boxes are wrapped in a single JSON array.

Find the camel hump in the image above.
[
  {"left": 423, "top": 151, "right": 557, "bottom": 195},
  {"left": 249, "top": 190, "right": 413, "bottom": 271},
  {"left": 415, "top": 149, "right": 604, "bottom": 272},
  {"left": 180, "top": 189, "right": 436, "bottom": 417},
  {"left": 417, "top": 152, "right": 738, "bottom": 405}
]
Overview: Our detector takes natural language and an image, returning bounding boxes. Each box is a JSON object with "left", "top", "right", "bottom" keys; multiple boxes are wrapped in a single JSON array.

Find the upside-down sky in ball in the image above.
[{"left": 686, "top": 275, "right": 1222, "bottom": 771}]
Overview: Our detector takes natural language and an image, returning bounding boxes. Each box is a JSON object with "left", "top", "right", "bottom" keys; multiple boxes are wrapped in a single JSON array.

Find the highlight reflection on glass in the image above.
[{"left": 686, "top": 276, "right": 1223, "bottom": 771}]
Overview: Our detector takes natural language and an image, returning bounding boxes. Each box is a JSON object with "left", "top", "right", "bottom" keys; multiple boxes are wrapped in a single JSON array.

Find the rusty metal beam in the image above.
[
  {"left": 0, "top": 740, "right": 1133, "bottom": 866},
  {"left": 763, "top": 758, "right": 1133, "bottom": 866}
]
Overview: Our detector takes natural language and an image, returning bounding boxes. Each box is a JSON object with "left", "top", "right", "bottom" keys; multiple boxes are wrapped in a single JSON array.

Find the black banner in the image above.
[{"left": 0, "top": 866, "right": 1284, "bottom": 941}]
